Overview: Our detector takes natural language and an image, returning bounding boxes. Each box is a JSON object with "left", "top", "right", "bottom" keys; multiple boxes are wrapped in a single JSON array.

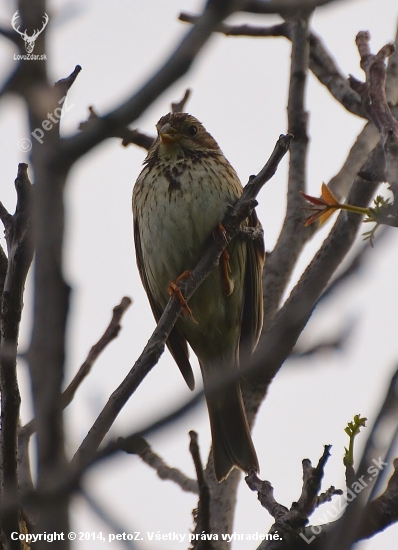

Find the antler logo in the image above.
[{"left": 11, "top": 11, "right": 49, "bottom": 54}]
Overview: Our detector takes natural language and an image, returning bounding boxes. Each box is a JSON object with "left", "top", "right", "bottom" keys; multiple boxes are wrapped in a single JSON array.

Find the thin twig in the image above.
[
  {"left": 245, "top": 446, "right": 342, "bottom": 545},
  {"left": 117, "top": 435, "right": 198, "bottom": 494},
  {"left": 20, "top": 297, "right": 132, "bottom": 440},
  {"left": 289, "top": 320, "right": 355, "bottom": 359},
  {"left": 171, "top": 88, "right": 192, "bottom": 113},
  {"left": 79, "top": 87, "right": 193, "bottom": 151},
  {"left": 62, "top": 296, "right": 132, "bottom": 408},
  {"left": 54, "top": 65, "right": 82, "bottom": 98},
  {"left": 59, "top": 0, "right": 242, "bottom": 164},
  {"left": 350, "top": 33, "right": 398, "bottom": 144},
  {"left": 179, "top": 14, "right": 364, "bottom": 118},
  {"left": 78, "top": 107, "right": 155, "bottom": 150}
]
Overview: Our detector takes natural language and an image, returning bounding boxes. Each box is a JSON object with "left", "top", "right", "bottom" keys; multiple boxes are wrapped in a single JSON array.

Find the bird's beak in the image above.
[{"left": 159, "top": 123, "right": 182, "bottom": 144}]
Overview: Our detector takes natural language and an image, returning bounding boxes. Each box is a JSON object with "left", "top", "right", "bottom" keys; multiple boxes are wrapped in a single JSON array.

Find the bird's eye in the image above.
[{"left": 186, "top": 125, "right": 198, "bottom": 137}]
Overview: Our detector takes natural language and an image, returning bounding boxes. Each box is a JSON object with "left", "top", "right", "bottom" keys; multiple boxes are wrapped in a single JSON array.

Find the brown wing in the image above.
[
  {"left": 240, "top": 209, "right": 265, "bottom": 357},
  {"left": 133, "top": 218, "right": 195, "bottom": 390}
]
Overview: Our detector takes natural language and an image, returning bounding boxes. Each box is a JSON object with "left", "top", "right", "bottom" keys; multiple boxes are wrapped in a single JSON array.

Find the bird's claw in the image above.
[
  {"left": 215, "top": 222, "right": 228, "bottom": 242},
  {"left": 168, "top": 274, "right": 198, "bottom": 323},
  {"left": 220, "top": 249, "right": 234, "bottom": 296}
]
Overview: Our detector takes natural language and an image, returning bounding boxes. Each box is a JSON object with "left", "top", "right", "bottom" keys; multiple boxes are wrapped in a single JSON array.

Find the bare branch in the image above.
[
  {"left": 81, "top": 489, "right": 138, "bottom": 549},
  {"left": 357, "top": 457, "right": 398, "bottom": 540},
  {"left": 1, "top": 393, "right": 205, "bottom": 520},
  {"left": 385, "top": 23, "right": 398, "bottom": 105},
  {"left": 245, "top": 145, "right": 382, "bottom": 420},
  {"left": 289, "top": 320, "right": 355, "bottom": 359},
  {"left": 62, "top": 296, "right": 132, "bottom": 408},
  {"left": 351, "top": 32, "right": 398, "bottom": 144},
  {"left": 245, "top": 446, "right": 342, "bottom": 547},
  {"left": 171, "top": 88, "right": 192, "bottom": 113},
  {"left": 316, "top": 485, "right": 343, "bottom": 507},
  {"left": 79, "top": 89, "right": 192, "bottom": 150},
  {"left": 308, "top": 31, "right": 363, "bottom": 117},
  {"left": 0, "top": 244, "right": 8, "bottom": 299},
  {"left": 179, "top": 13, "right": 291, "bottom": 38},
  {"left": 296, "top": 446, "right": 333, "bottom": 518},
  {"left": 179, "top": 14, "right": 363, "bottom": 117},
  {"left": 246, "top": 474, "right": 289, "bottom": 520},
  {"left": 328, "top": 123, "right": 379, "bottom": 199},
  {"left": 54, "top": 65, "right": 82, "bottom": 99},
  {"left": 59, "top": 0, "right": 242, "bottom": 164},
  {"left": 262, "top": 15, "right": 312, "bottom": 328},
  {"left": 117, "top": 435, "right": 198, "bottom": 494},
  {"left": 0, "top": 163, "right": 34, "bottom": 548},
  {"left": 78, "top": 106, "right": 155, "bottom": 150},
  {"left": 189, "top": 432, "right": 217, "bottom": 549},
  {"left": 349, "top": 32, "right": 398, "bottom": 225},
  {"left": 20, "top": 296, "right": 132, "bottom": 441},
  {"left": 17, "top": 422, "right": 36, "bottom": 528},
  {"left": 245, "top": 0, "right": 347, "bottom": 14}
]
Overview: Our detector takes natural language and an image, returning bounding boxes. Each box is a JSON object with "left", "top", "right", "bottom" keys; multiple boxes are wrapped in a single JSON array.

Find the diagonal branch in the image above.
[
  {"left": 70, "top": 133, "right": 291, "bottom": 471},
  {"left": 78, "top": 88, "right": 192, "bottom": 151},
  {"left": 20, "top": 296, "right": 132, "bottom": 441},
  {"left": 179, "top": 14, "right": 364, "bottom": 118},
  {"left": 357, "top": 457, "right": 398, "bottom": 540},
  {"left": 117, "top": 435, "right": 198, "bottom": 494},
  {"left": 59, "top": 0, "right": 244, "bottom": 165},
  {"left": 245, "top": 0, "right": 349, "bottom": 14},
  {"left": 250, "top": 152, "right": 380, "bottom": 390},
  {"left": 308, "top": 30, "right": 363, "bottom": 117},
  {"left": 61, "top": 296, "right": 132, "bottom": 408}
]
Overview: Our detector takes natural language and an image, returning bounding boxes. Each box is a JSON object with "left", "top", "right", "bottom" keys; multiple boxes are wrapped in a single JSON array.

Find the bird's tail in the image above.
[{"left": 202, "top": 363, "right": 259, "bottom": 482}]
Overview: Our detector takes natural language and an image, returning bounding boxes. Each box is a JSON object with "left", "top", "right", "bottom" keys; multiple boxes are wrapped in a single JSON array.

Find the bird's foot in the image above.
[
  {"left": 213, "top": 223, "right": 233, "bottom": 296},
  {"left": 168, "top": 272, "right": 198, "bottom": 323},
  {"left": 176, "top": 270, "right": 193, "bottom": 284},
  {"left": 220, "top": 249, "right": 234, "bottom": 296},
  {"left": 216, "top": 222, "right": 227, "bottom": 241}
]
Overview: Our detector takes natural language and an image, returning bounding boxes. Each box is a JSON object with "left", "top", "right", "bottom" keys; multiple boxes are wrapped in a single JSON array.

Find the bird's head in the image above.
[{"left": 153, "top": 113, "right": 221, "bottom": 157}]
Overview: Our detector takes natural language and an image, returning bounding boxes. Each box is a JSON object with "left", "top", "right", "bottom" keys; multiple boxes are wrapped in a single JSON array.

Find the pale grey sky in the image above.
[{"left": 1, "top": 0, "right": 398, "bottom": 548}]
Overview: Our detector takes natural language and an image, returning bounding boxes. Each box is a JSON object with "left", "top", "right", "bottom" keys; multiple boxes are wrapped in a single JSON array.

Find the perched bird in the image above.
[{"left": 132, "top": 112, "right": 264, "bottom": 481}]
